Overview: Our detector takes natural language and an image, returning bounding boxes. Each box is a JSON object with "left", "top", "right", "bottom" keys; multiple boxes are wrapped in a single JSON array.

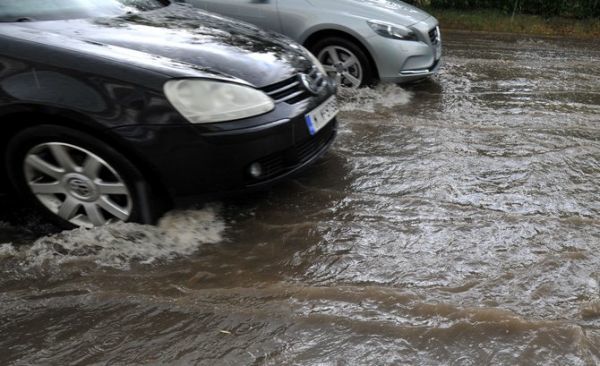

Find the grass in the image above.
[{"left": 426, "top": 9, "right": 600, "bottom": 38}]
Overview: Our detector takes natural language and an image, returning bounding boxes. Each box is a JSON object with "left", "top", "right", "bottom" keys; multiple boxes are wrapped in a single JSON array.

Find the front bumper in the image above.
[
  {"left": 110, "top": 89, "right": 338, "bottom": 203},
  {"left": 367, "top": 17, "right": 442, "bottom": 83}
]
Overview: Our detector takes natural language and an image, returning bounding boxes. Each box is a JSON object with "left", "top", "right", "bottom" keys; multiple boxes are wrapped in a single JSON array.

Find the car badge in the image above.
[{"left": 299, "top": 68, "right": 326, "bottom": 95}]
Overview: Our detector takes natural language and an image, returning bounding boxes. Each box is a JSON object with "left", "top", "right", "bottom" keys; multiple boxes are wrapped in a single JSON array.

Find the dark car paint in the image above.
[
  {"left": 0, "top": 3, "right": 337, "bottom": 201},
  {"left": 13, "top": 4, "right": 314, "bottom": 88}
]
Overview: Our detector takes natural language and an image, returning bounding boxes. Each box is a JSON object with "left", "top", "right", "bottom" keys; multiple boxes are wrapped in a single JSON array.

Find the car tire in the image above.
[
  {"left": 310, "top": 36, "right": 376, "bottom": 88},
  {"left": 5, "top": 124, "right": 166, "bottom": 229}
]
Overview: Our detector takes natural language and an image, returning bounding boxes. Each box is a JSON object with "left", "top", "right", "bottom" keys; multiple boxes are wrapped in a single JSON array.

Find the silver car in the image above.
[{"left": 180, "top": 0, "right": 442, "bottom": 88}]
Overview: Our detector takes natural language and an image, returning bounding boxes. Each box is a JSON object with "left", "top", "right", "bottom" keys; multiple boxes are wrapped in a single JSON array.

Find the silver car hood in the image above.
[{"left": 307, "top": 0, "right": 431, "bottom": 26}]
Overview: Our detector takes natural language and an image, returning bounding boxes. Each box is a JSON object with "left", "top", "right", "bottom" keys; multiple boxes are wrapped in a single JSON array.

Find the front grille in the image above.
[
  {"left": 429, "top": 26, "right": 439, "bottom": 44},
  {"left": 261, "top": 75, "right": 311, "bottom": 104},
  {"left": 296, "top": 124, "right": 332, "bottom": 163},
  {"left": 248, "top": 120, "right": 336, "bottom": 182},
  {"left": 256, "top": 153, "right": 285, "bottom": 178}
]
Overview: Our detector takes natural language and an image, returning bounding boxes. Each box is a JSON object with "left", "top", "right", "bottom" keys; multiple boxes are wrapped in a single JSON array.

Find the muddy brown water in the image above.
[{"left": 1, "top": 31, "right": 599, "bottom": 365}]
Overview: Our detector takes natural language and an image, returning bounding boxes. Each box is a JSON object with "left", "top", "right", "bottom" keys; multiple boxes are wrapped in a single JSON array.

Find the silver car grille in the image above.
[{"left": 428, "top": 26, "right": 440, "bottom": 45}]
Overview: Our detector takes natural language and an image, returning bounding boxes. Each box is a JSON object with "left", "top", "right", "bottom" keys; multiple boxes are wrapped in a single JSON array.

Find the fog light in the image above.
[{"left": 248, "top": 162, "right": 263, "bottom": 178}]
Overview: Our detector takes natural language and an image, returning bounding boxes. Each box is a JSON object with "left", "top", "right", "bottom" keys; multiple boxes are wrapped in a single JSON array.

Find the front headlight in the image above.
[
  {"left": 367, "top": 20, "right": 418, "bottom": 41},
  {"left": 164, "top": 79, "right": 275, "bottom": 124},
  {"left": 300, "top": 46, "right": 327, "bottom": 75}
]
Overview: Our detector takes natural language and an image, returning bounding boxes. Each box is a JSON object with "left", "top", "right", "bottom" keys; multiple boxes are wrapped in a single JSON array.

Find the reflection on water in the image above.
[{"left": 1, "top": 31, "right": 599, "bottom": 365}]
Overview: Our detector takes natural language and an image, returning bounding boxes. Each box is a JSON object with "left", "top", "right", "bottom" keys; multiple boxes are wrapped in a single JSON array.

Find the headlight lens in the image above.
[
  {"left": 301, "top": 46, "right": 327, "bottom": 75},
  {"left": 164, "top": 79, "right": 275, "bottom": 124},
  {"left": 367, "top": 21, "right": 418, "bottom": 41}
]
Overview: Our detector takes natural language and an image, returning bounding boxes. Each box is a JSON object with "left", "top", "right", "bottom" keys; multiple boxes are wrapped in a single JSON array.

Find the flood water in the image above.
[{"left": 1, "top": 31, "right": 599, "bottom": 365}]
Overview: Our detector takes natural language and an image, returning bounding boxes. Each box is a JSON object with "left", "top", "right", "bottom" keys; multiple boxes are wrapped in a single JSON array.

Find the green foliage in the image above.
[{"left": 412, "top": 0, "right": 600, "bottom": 19}]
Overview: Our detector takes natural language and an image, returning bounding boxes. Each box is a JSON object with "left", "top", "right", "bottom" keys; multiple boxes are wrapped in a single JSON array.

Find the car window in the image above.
[{"left": 0, "top": 0, "right": 167, "bottom": 22}]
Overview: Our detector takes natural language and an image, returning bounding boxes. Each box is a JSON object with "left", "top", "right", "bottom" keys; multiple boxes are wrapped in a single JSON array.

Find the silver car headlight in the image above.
[
  {"left": 300, "top": 46, "right": 327, "bottom": 75},
  {"left": 367, "top": 20, "right": 418, "bottom": 42},
  {"left": 164, "top": 79, "right": 275, "bottom": 124}
]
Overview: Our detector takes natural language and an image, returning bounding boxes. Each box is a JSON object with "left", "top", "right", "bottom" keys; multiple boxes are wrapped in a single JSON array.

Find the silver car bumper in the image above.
[{"left": 366, "top": 17, "right": 442, "bottom": 83}]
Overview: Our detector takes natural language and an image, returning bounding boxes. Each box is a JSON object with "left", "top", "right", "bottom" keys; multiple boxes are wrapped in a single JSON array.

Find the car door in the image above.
[{"left": 184, "top": 0, "right": 282, "bottom": 33}]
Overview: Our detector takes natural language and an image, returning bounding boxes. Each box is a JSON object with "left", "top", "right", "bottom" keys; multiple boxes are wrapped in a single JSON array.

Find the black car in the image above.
[{"left": 0, "top": 0, "right": 338, "bottom": 228}]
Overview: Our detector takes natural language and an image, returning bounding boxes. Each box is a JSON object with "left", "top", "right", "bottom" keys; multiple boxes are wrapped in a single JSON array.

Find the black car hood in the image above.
[{"left": 16, "top": 4, "right": 312, "bottom": 87}]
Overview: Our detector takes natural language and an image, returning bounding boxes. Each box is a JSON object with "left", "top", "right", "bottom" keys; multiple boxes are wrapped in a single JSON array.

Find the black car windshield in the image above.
[{"left": 0, "top": 0, "right": 167, "bottom": 22}]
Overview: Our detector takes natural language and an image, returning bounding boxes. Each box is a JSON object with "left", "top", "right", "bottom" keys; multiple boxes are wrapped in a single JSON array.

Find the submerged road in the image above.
[{"left": 1, "top": 30, "right": 599, "bottom": 365}]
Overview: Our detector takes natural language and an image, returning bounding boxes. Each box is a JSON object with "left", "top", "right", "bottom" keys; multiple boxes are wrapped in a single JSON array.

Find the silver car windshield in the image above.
[{"left": 0, "top": 0, "right": 166, "bottom": 22}]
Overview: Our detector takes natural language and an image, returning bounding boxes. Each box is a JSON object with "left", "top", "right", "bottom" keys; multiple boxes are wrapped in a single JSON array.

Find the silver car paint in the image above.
[{"left": 185, "top": 0, "right": 442, "bottom": 83}]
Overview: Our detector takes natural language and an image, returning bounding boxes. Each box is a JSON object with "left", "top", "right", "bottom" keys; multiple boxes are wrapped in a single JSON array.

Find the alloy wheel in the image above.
[
  {"left": 23, "top": 142, "right": 132, "bottom": 228},
  {"left": 317, "top": 45, "right": 364, "bottom": 88}
]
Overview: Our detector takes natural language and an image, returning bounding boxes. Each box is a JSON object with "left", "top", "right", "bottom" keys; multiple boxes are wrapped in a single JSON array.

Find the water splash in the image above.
[
  {"left": 6, "top": 206, "right": 225, "bottom": 270},
  {"left": 0, "top": 243, "right": 17, "bottom": 257},
  {"left": 337, "top": 83, "right": 413, "bottom": 112}
]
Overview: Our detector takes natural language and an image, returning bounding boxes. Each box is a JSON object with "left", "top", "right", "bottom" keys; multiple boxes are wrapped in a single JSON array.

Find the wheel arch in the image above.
[
  {"left": 301, "top": 27, "right": 380, "bottom": 80},
  {"left": 0, "top": 106, "right": 171, "bottom": 202}
]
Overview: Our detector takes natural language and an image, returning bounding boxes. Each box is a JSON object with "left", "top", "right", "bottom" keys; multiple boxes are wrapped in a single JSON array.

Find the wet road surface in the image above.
[{"left": 1, "top": 31, "right": 599, "bottom": 365}]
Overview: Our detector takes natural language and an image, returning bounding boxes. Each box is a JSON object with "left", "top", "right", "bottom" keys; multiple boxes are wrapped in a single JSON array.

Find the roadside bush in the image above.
[{"left": 412, "top": 0, "right": 600, "bottom": 18}]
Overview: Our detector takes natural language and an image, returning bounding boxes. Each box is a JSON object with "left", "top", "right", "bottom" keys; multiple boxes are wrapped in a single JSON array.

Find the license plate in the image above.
[{"left": 305, "top": 95, "right": 338, "bottom": 135}]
